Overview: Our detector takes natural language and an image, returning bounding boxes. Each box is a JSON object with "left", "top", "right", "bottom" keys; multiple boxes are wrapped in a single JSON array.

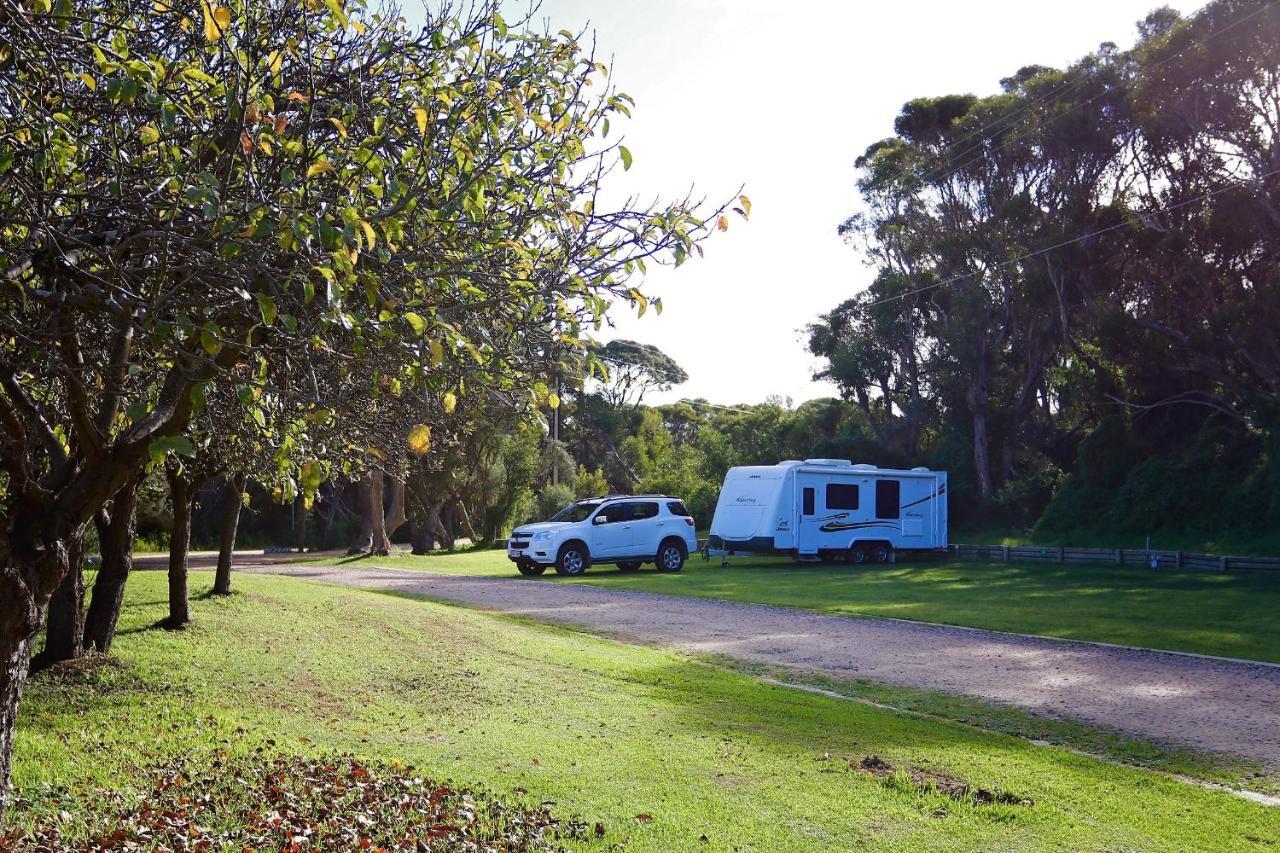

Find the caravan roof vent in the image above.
[
  {"left": 804, "top": 458, "right": 853, "bottom": 467},
  {"left": 850, "top": 463, "right": 878, "bottom": 470},
  {"left": 911, "top": 466, "right": 930, "bottom": 472}
]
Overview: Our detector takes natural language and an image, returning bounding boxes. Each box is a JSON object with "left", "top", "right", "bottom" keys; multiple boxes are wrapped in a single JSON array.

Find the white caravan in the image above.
[{"left": 707, "top": 460, "right": 947, "bottom": 563}]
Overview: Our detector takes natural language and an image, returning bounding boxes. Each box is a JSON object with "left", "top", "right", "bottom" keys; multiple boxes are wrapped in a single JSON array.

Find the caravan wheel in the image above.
[
  {"left": 870, "top": 543, "right": 892, "bottom": 564},
  {"left": 849, "top": 545, "right": 868, "bottom": 564}
]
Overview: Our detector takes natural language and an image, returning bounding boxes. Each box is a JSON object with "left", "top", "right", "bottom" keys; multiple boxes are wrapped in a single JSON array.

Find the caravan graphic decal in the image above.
[
  {"left": 816, "top": 513, "right": 902, "bottom": 534},
  {"left": 900, "top": 481, "right": 947, "bottom": 511}
]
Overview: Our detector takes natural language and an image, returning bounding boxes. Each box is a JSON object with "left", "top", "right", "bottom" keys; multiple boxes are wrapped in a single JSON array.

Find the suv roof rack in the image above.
[{"left": 580, "top": 494, "right": 674, "bottom": 501}]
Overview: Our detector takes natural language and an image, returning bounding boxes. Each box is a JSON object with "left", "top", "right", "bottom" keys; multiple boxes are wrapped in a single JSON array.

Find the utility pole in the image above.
[{"left": 551, "top": 373, "right": 561, "bottom": 486}]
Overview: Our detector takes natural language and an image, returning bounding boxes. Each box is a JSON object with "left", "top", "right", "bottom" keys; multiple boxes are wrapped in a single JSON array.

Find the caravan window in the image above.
[
  {"left": 875, "top": 480, "right": 900, "bottom": 519},
  {"left": 802, "top": 487, "right": 815, "bottom": 516},
  {"left": 826, "top": 483, "right": 859, "bottom": 510}
]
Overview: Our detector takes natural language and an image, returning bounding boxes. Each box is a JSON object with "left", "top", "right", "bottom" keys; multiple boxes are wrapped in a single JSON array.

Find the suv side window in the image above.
[
  {"left": 596, "top": 503, "right": 626, "bottom": 523},
  {"left": 666, "top": 501, "right": 692, "bottom": 517},
  {"left": 628, "top": 502, "right": 659, "bottom": 520}
]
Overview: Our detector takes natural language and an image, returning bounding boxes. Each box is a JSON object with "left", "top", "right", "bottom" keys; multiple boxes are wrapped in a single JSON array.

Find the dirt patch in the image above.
[{"left": 856, "top": 755, "right": 1033, "bottom": 807}]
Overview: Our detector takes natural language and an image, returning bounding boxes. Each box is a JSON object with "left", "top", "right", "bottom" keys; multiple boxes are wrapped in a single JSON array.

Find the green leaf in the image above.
[
  {"left": 200, "top": 322, "right": 222, "bottom": 355},
  {"left": 256, "top": 292, "right": 277, "bottom": 325},
  {"left": 148, "top": 435, "right": 195, "bottom": 464},
  {"left": 404, "top": 311, "right": 427, "bottom": 335},
  {"left": 619, "top": 145, "right": 632, "bottom": 171}
]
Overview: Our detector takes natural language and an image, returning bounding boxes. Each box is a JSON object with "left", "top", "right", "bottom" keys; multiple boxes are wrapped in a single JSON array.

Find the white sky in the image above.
[{"left": 498, "top": 0, "right": 1200, "bottom": 405}]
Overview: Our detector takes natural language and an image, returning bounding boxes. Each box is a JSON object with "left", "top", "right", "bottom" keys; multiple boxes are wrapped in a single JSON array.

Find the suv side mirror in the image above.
[{"left": 593, "top": 514, "right": 608, "bottom": 525}]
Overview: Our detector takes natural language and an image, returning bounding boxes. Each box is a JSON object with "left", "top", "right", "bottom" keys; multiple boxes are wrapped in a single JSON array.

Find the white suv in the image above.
[{"left": 508, "top": 496, "right": 698, "bottom": 576}]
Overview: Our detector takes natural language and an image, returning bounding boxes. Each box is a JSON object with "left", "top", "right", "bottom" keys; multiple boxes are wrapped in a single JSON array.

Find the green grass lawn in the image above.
[
  {"left": 312, "top": 549, "right": 1280, "bottom": 663},
  {"left": 11, "top": 571, "right": 1278, "bottom": 851}
]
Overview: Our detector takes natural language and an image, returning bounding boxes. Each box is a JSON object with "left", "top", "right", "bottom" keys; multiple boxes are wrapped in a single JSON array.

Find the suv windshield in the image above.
[{"left": 548, "top": 500, "right": 601, "bottom": 523}]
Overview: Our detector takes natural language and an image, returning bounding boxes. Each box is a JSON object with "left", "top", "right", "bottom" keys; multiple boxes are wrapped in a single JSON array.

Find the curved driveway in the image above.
[{"left": 240, "top": 561, "right": 1280, "bottom": 766}]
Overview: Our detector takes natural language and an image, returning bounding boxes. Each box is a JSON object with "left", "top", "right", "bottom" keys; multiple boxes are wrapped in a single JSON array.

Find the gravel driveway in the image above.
[{"left": 240, "top": 561, "right": 1280, "bottom": 766}]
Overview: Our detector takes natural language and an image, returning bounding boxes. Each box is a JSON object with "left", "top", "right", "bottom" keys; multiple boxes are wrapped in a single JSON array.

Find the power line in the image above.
[
  {"left": 861, "top": 163, "right": 1280, "bottom": 310},
  {"left": 674, "top": 399, "right": 761, "bottom": 416},
  {"left": 914, "top": 0, "right": 1279, "bottom": 189}
]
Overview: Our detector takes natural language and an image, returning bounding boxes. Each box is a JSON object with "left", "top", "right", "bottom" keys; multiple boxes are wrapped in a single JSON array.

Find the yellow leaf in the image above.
[
  {"left": 257, "top": 136, "right": 273, "bottom": 155},
  {"left": 739, "top": 194, "right": 752, "bottom": 219},
  {"left": 268, "top": 49, "right": 283, "bottom": 75},
  {"left": 442, "top": 392, "right": 457, "bottom": 414},
  {"left": 306, "top": 161, "right": 333, "bottom": 178},
  {"left": 140, "top": 125, "right": 160, "bottom": 144},
  {"left": 202, "top": 3, "right": 229, "bottom": 41},
  {"left": 428, "top": 340, "right": 443, "bottom": 366},
  {"left": 548, "top": 393, "right": 560, "bottom": 410},
  {"left": 413, "top": 106, "right": 428, "bottom": 137},
  {"left": 328, "top": 116, "right": 348, "bottom": 139},
  {"left": 79, "top": 73, "right": 96, "bottom": 91},
  {"left": 357, "top": 219, "right": 376, "bottom": 249},
  {"left": 406, "top": 424, "right": 432, "bottom": 456}
]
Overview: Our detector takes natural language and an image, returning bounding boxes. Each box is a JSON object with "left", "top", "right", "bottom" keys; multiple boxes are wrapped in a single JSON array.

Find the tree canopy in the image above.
[{"left": 0, "top": 0, "right": 728, "bottom": 819}]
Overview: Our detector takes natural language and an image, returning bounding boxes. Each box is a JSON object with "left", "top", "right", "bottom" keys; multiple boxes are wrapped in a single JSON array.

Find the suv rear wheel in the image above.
[
  {"left": 617, "top": 561, "right": 642, "bottom": 573},
  {"left": 657, "top": 539, "right": 686, "bottom": 573},
  {"left": 555, "top": 542, "right": 589, "bottom": 576}
]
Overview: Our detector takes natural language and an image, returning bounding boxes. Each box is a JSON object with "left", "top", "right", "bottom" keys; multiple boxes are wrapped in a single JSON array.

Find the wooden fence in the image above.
[{"left": 950, "top": 543, "right": 1280, "bottom": 573}]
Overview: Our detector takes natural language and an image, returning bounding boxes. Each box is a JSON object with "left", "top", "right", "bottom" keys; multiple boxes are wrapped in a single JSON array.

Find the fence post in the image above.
[
  {"left": 1176, "top": 550, "right": 1183, "bottom": 569},
  {"left": 1114, "top": 548, "right": 1121, "bottom": 565},
  {"left": 1057, "top": 545, "right": 1064, "bottom": 563},
  {"left": 1220, "top": 555, "right": 1229, "bottom": 573},
  {"left": 1001, "top": 545, "right": 1009, "bottom": 563}
]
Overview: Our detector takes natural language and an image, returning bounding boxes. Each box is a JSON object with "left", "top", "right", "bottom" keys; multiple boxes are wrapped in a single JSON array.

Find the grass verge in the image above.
[{"left": 12, "top": 571, "right": 1278, "bottom": 851}]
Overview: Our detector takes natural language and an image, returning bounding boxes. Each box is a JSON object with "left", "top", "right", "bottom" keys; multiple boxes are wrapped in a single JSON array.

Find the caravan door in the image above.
[{"left": 795, "top": 476, "right": 827, "bottom": 555}]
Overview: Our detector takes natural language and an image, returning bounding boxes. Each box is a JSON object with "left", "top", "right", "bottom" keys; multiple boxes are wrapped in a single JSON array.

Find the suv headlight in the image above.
[{"left": 532, "top": 531, "right": 552, "bottom": 542}]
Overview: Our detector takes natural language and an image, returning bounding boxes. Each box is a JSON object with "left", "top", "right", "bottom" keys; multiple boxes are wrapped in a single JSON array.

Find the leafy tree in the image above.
[
  {"left": 590, "top": 339, "right": 688, "bottom": 411},
  {"left": 813, "top": 0, "right": 1280, "bottom": 533},
  {"left": 0, "top": 0, "right": 726, "bottom": 817}
]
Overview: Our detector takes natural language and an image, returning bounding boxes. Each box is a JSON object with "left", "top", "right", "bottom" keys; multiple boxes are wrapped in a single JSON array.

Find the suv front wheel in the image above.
[
  {"left": 657, "top": 539, "right": 686, "bottom": 573},
  {"left": 555, "top": 542, "right": 590, "bottom": 576},
  {"left": 517, "top": 559, "right": 546, "bottom": 576}
]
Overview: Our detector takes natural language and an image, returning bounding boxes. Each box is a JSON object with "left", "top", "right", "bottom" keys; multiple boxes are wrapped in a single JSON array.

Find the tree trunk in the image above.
[
  {"left": 369, "top": 471, "right": 389, "bottom": 555},
  {"left": 320, "top": 481, "right": 341, "bottom": 543},
  {"left": 213, "top": 473, "right": 246, "bottom": 596},
  {"left": 969, "top": 349, "right": 994, "bottom": 503},
  {"left": 453, "top": 498, "right": 478, "bottom": 547},
  {"left": 293, "top": 491, "right": 307, "bottom": 553},
  {"left": 412, "top": 500, "right": 443, "bottom": 554},
  {"left": 349, "top": 469, "right": 385, "bottom": 554},
  {"left": 972, "top": 407, "right": 993, "bottom": 503},
  {"left": 0, "top": 620, "right": 37, "bottom": 824},
  {"left": 384, "top": 478, "right": 407, "bottom": 540},
  {"left": 0, "top": 530, "right": 71, "bottom": 822},
  {"left": 84, "top": 476, "right": 142, "bottom": 654},
  {"left": 29, "top": 536, "right": 85, "bottom": 672},
  {"left": 437, "top": 503, "right": 457, "bottom": 550},
  {"left": 165, "top": 472, "right": 193, "bottom": 629},
  {"left": 410, "top": 518, "right": 435, "bottom": 554}
]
